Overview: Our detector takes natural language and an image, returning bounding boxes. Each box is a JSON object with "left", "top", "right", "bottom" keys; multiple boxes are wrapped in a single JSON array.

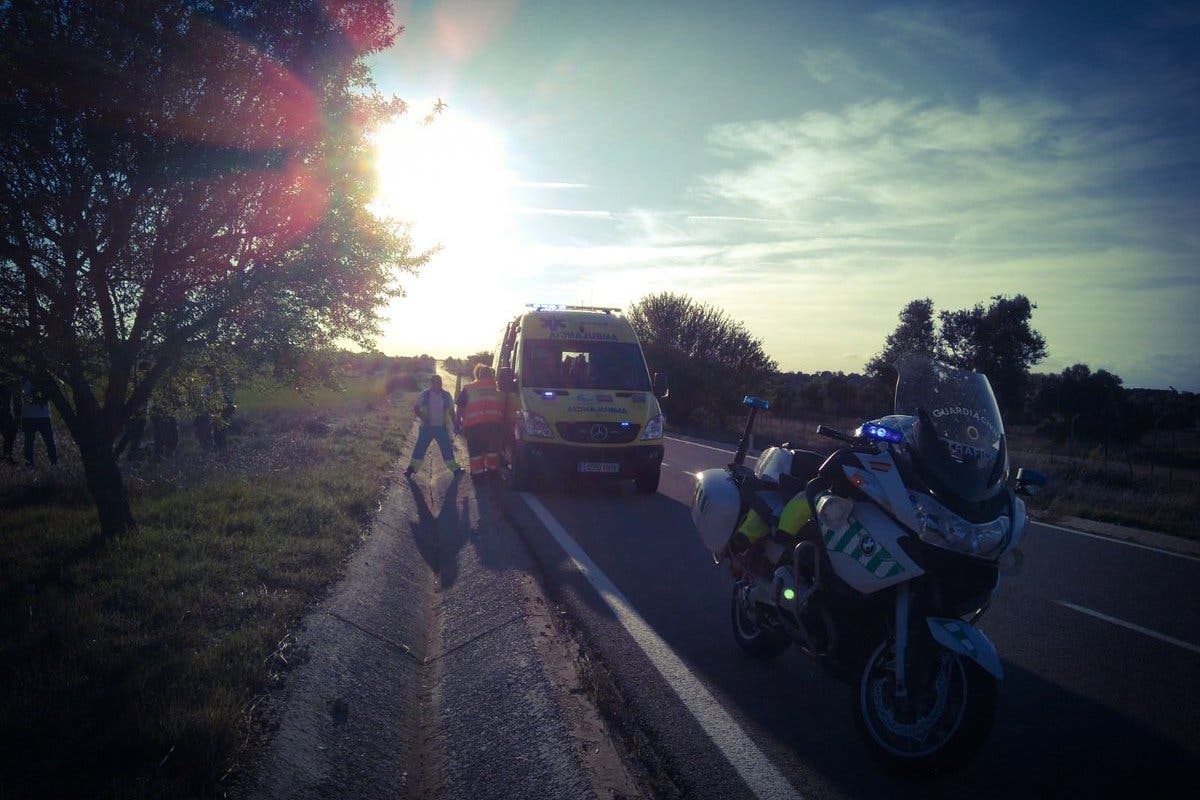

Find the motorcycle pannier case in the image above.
[{"left": 692, "top": 468, "right": 742, "bottom": 554}]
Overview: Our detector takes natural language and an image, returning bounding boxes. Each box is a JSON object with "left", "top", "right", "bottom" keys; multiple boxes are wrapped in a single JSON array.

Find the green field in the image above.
[{"left": 0, "top": 377, "right": 414, "bottom": 799}]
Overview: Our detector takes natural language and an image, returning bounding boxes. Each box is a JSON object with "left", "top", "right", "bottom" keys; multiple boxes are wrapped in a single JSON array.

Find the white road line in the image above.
[
  {"left": 521, "top": 493, "right": 803, "bottom": 800},
  {"left": 664, "top": 435, "right": 736, "bottom": 455},
  {"left": 1034, "top": 521, "right": 1200, "bottom": 563},
  {"left": 1058, "top": 602, "right": 1200, "bottom": 655},
  {"left": 665, "top": 436, "right": 763, "bottom": 463}
]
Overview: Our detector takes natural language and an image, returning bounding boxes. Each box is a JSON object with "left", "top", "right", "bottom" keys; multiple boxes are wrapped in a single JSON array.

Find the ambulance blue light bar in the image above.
[
  {"left": 860, "top": 424, "right": 903, "bottom": 444},
  {"left": 525, "top": 303, "right": 621, "bottom": 313}
]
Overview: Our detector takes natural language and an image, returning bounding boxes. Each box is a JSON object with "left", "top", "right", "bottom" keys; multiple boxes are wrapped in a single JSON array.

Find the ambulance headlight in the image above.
[
  {"left": 640, "top": 414, "right": 664, "bottom": 440},
  {"left": 522, "top": 411, "right": 555, "bottom": 439}
]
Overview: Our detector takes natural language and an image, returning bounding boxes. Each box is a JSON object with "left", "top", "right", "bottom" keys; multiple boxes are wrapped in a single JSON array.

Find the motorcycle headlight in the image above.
[
  {"left": 522, "top": 411, "right": 555, "bottom": 439},
  {"left": 911, "top": 494, "right": 1010, "bottom": 559},
  {"left": 816, "top": 493, "right": 855, "bottom": 533},
  {"left": 640, "top": 414, "right": 664, "bottom": 440}
]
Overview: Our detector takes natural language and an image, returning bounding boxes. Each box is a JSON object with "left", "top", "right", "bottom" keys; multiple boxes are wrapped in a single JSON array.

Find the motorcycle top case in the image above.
[
  {"left": 692, "top": 468, "right": 741, "bottom": 554},
  {"left": 753, "top": 446, "right": 794, "bottom": 483}
]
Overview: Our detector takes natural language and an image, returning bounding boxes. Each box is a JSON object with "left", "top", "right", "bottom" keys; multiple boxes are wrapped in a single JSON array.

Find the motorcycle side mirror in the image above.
[
  {"left": 497, "top": 366, "right": 516, "bottom": 392},
  {"left": 1015, "top": 467, "right": 1047, "bottom": 496},
  {"left": 653, "top": 371, "right": 669, "bottom": 399}
]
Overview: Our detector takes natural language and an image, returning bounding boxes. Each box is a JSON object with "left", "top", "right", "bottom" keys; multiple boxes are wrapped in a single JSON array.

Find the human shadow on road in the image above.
[
  {"left": 406, "top": 471, "right": 468, "bottom": 589},
  {"left": 406, "top": 469, "right": 537, "bottom": 591}
]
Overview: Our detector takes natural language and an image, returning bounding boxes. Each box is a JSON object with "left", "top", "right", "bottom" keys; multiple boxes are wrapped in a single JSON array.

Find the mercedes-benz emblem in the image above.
[{"left": 589, "top": 423, "right": 609, "bottom": 441}]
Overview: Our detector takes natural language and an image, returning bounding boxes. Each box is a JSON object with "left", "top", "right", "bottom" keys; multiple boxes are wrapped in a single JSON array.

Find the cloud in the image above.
[
  {"left": 685, "top": 215, "right": 788, "bottom": 224},
  {"left": 799, "top": 47, "right": 902, "bottom": 91},
  {"left": 697, "top": 92, "right": 1190, "bottom": 267},
  {"left": 517, "top": 207, "right": 614, "bottom": 219},
  {"left": 514, "top": 180, "right": 590, "bottom": 189},
  {"left": 873, "top": 3, "right": 1014, "bottom": 79}
]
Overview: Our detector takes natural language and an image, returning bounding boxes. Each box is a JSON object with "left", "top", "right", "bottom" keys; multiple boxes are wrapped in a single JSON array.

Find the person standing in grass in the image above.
[
  {"left": 405, "top": 374, "right": 463, "bottom": 477},
  {"left": 21, "top": 377, "right": 57, "bottom": 468},
  {"left": 456, "top": 363, "right": 505, "bottom": 480}
]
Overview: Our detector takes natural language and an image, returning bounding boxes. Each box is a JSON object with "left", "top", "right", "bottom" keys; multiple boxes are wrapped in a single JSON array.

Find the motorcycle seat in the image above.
[{"left": 780, "top": 446, "right": 824, "bottom": 484}]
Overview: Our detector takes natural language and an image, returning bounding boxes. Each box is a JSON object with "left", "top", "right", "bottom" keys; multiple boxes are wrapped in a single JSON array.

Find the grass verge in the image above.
[{"left": 0, "top": 384, "right": 412, "bottom": 799}]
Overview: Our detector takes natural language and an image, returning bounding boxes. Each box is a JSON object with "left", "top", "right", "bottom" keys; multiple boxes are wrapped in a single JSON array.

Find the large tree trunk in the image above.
[{"left": 76, "top": 427, "right": 135, "bottom": 540}]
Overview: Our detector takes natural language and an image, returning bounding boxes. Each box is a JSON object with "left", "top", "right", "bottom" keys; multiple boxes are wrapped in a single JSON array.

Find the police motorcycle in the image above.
[{"left": 691, "top": 355, "right": 1045, "bottom": 771}]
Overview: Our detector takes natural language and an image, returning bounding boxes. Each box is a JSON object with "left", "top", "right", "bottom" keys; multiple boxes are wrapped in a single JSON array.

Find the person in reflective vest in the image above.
[
  {"left": 405, "top": 374, "right": 463, "bottom": 477},
  {"left": 455, "top": 363, "right": 505, "bottom": 479}
]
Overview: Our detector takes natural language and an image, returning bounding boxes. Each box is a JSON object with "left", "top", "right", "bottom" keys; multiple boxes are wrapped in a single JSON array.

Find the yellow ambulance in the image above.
[{"left": 493, "top": 305, "right": 669, "bottom": 492}]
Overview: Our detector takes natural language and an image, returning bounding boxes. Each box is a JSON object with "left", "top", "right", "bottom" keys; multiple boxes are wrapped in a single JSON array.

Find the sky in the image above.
[{"left": 365, "top": 0, "right": 1200, "bottom": 391}]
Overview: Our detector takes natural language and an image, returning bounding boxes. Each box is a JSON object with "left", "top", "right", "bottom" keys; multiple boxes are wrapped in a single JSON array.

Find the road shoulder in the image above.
[
  {"left": 1041, "top": 514, "right": 1200, "bottom": 558},
  {"left": 239, "top": 421, "right": 644, "bottom": 799}
]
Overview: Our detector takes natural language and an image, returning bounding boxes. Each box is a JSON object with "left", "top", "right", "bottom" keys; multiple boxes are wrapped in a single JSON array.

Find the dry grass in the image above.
[{"left": 0, "top": 380, "right": 413, "bottom": 799}]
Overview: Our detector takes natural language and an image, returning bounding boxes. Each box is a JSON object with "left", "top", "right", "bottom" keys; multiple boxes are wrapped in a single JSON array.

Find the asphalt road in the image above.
[{"left": 506, "top": 435, "right": 1200, "bottom": 800}]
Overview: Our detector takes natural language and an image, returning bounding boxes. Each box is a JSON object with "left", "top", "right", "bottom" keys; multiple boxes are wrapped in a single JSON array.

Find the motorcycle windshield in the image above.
[{"left": 893, "top": 354, "right": 1006, "bottom": 503}]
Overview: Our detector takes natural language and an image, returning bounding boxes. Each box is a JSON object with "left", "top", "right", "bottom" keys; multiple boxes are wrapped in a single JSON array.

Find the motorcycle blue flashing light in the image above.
[
  {"left": 743, "top": 396, "right": 770, "bottom": 410},
  {"left": 860, "top": 424, "right": 903, "bottom": 444},
  {"left": 542, "top": 391, "right": 556, "bottom": 398},
  {"left": 620, "top": 421, "right": 631, "bottom": 427}
]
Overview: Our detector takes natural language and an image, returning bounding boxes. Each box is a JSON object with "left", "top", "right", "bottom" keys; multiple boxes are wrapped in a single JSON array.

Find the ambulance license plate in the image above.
[{"left": 578, "top": 462, "right": 620, "bottom": 474}]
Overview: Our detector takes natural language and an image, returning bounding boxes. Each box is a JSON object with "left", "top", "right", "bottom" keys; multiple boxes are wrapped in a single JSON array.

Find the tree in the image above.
[
  {"left": 1032, "top": 363, "right": 1145, "bottom": 442},
  {"left": 939, "top": 295, "right": 1047, "bottom": 419},
  {"left": 1, "top": 1, "right": 426, "bottom": 539},
  {"left": 627, "top": 292, "right": 777, "bottom": 426},
  {"left": 865, "top": 298, "right": 938, "bottom": 380}
]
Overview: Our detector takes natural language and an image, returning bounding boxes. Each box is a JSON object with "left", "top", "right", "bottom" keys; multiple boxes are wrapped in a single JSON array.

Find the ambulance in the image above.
[{"left": 493, "top": 305, "right": 669, "bottom": 492}]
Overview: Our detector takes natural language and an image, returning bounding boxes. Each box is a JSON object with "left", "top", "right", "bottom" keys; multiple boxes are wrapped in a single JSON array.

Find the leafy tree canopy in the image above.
[
  {"left": 627, "top": 292, "right": 777, "bottom": 427},
  {"left": 939, "top": 294, "right": 1047, "bottom": 417},
  {"left": 865, "top": 298, "right": 937, "bottom": 381},
  {"left": 0, "top": 0, "right": 427, "bottom": 538}
]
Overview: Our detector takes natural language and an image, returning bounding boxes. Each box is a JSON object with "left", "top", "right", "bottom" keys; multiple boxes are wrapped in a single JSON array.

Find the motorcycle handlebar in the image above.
[{"left": 817, "top": 425, "right": 850, "bottom": 442}]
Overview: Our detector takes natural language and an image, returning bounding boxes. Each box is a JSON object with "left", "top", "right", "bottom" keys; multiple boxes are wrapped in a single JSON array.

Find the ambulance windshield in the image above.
[{"left": 523, "top": 340, "right": 651, "bottom": 391}]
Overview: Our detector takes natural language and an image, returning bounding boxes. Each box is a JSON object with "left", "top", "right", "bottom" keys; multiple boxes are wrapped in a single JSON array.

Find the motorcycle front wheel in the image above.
[
  {"left": 854, "top": 637, "right": 996, "bottom": 774},
  {"left": 730, "top": 582, "right": 790, "bottom": 660}
]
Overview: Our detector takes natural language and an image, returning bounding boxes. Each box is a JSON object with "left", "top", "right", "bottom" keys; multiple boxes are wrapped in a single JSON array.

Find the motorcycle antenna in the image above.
[{"left": 732, "top": 395, "right": 769, "bottom": 467}]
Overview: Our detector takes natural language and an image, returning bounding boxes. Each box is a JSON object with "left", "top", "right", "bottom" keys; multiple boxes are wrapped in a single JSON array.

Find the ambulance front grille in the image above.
[{"left": 555, "top": 421, "right": 641, "bottom": 444}]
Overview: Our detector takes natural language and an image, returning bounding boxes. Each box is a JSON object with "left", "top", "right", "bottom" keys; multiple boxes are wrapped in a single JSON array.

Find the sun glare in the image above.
[
  {"left": 372, "top": 106, "right": 524, "bottom": 355},
  {"left": 372, "top": 107, "right": 515, "bottom": 255}
]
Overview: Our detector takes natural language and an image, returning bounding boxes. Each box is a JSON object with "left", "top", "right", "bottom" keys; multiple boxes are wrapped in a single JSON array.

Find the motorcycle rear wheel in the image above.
[
  {"left": 730, "top": 582, "right": 790, "bottom": 660},
  {"left": 854, "top": 637, "right": 996, "bottom": 774}
]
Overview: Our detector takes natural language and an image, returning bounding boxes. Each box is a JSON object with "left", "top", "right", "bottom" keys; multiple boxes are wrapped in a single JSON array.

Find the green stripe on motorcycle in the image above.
[{"left": 834, "top": 521, "right": 862, "bottom": 552}]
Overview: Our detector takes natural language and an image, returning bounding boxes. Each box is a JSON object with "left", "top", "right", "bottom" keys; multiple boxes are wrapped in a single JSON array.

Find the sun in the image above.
[
  {"left": 371, "top": 105, "right": 516, "bottom": 255},
  {"left": 371, "top": 104, "right": 526, "bottom": 356}
]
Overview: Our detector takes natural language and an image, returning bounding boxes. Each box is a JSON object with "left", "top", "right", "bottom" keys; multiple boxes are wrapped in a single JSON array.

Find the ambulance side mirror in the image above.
[{"left": 653, "top": 372, "right": 669, "bottom": 399}]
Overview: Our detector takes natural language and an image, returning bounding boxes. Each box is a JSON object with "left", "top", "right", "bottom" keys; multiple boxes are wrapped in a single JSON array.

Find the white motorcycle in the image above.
[{"left": 691, "top": 355, "right": 1045, "bottom": 772}]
